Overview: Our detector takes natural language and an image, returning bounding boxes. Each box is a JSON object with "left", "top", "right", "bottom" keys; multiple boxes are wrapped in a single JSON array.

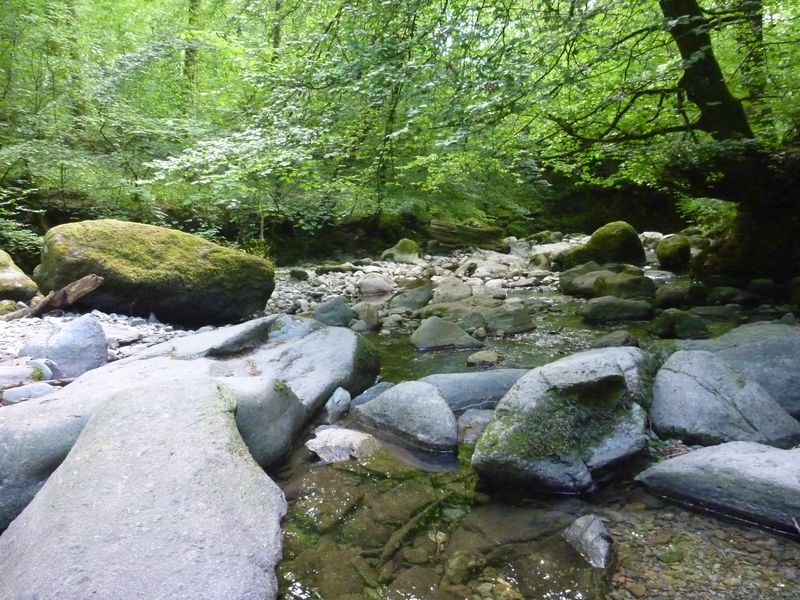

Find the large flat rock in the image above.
[
  {"left": 0, "top": 379, "right": 286, "bottom": 600},
  {"left": 636, "top": 442, "right": 800, "bottom": 532}
]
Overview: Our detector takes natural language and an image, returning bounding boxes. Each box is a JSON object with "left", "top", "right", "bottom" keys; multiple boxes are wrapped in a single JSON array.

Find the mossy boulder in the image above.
[
  {"left": 561, "top": 222, "right": 646, "bottom": 270},
  {"left": 593, "top": 271, "right": 655, "bottom": 299},
  {"left": 648, "top": 308, "right": 710, "bottom": 340},
  {"left": 33, "top": 220, "right": 274, "bottom": 327},
  {"left": 380, "top": 238, "right": 422, "bottom": 264},
  {"left": 0, "top": 250, "right": 38, "bottom": 301},
  {"left": 656, "top": 235, "right": 691, "bottom": 272}
]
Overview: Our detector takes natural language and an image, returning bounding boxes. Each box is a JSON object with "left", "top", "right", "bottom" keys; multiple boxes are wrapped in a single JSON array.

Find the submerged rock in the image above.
[
  {"left": 472, "top": 347, "right": 652, "bottom": 493},
  {"left": 636, "top": 442, "right": 800, "bottom": 533},
  {"left": 305, "top": 427, "right": 381, "bottom": 462},
  {"left": 562, "top": 515, "right": 615, "bottom": 569},
  {"left": 0, "top": 379, "right": 287, "bottom": 599}
]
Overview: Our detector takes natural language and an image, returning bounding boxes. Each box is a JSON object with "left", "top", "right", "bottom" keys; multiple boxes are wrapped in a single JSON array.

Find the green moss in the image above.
[
  {"left": 562, "top": 221, "right": 645, "bottom": 269},
  {"left": 31, "top": 368, "right": 44, "bottom": 381},
  {"left": 656, "top": 235, "right": 691, "bottom": 271}
]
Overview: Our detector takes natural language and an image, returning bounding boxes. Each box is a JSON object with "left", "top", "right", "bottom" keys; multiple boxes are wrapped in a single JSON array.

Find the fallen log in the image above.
[{"left": 0, "top": 274, "right": 104, "bottom": 321}]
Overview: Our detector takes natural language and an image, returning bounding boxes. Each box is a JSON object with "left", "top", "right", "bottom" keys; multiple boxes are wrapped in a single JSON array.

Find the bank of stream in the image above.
[{"left": 273, "top": 284, "right": 800, "bottom": 600}]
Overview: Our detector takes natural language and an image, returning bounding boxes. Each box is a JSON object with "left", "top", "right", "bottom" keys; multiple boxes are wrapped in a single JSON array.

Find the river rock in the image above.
[
  {"left": 33, "top": 219, "right": 274, "bottom": 327},
  {"left": 2, "top": 382, "right": 57, "bottom": 404},
  {"left": 656, "top": 235, "right": 691, "bottom": 271},
  {"left": 531, "top": 241, "right": 574, "bottom": 270},
  {"left": 457, "top": 409, "right": 494, "bottom": 445},
  {"left": 648, "top": 308, "right": 710, "bottom": 339},
  {"left": 482, "top": 303, "right": 535, "bottom": 334},
  {"left": 352, "top": 381, "right": 457, "bottom": 452},
  {"left": 0, "top": 316, "right": 379, "bottom": 530},
  {"left": 472, "top": 348, "right": 651, "bottom": 493},
  {"left": 562, "top": 515, "right": 615, "bottom": 569},
  {"left": 381, "top": 238, "right": 422, "bottom": 264},
  {"left": 466, "top": 350, "right": 502, "bottom": 367},
  {"left": 680, "top": 321, "right": 800, "bottom": 416},
  {"left": 410, "top": 316, "right": 484, "bottom": 351},
  {"left": 636, "top": 442, "right": 800, "bottom": 532},
  {"left": 590, "top": 330, "right": 640, "bottom": 348},
  {"left": 320, "top": 387, "right": 351, "bottom": 424},
  {"left": 431, "top": 277, "right": 473, "bottom": 304},
  {"left": 580, "top": 296, "right": 653, "bottom": 323},
  {"left": 305, "top": 426, "right": 380, "bottom": 462},
  {"left": 559, "top": 262, "right": 605, "bottom": 296},
  {"left": 314, "top": 295, "right": 358, "bottom": 326},
  {"left": 357, "top": 274, "right": 394, "bottom": 296},
  {"left": 419, "top": 369, "right": 528, "bottom": 412},
  {"left": 561, "top": 222, "right": 646, "bottom": 270},
  {"left": 18, "top": 314, "right": 108, "bottom": 377},
  {"left": 650, "top": 350, "right": 800, "bottom": 447},
  {"left": 593, "top": 271, "right": 655, "bottom": 299},
  {"left": 351, "top": 381, "right": 395, "bottom": 407},
  {"left": 389, "top": 280, "right": 434, "bottom": 311},
  {"left": 653, "top": 279, "right": 708, "bottom": 308},
  {"left": 0, "top": 250, "right": 37, "bottom": 301},
  {"left": 0, "top": 379, "right": 287, "bottom": 600}
]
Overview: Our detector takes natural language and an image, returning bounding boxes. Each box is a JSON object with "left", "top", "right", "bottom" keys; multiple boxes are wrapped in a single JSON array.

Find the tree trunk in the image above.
[
  {"left": 184, "top": 0, "right": 201, "bottom": 88},
  {"left": 659, "top": 0, "right": 753, "bottom": 140}
]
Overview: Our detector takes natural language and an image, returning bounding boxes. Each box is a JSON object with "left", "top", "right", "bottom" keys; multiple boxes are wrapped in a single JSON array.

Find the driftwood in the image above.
[{"left": 1, "top": 274, "right": 104, "bottom": 321}]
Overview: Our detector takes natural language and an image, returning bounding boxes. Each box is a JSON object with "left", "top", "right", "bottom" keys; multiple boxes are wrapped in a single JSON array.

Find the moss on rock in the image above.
[
  {"left": 0, "top": 250, "right": 38, "bottom": 301},
  {"left": 656, "top": 235, "right": 691, "bottom": 272},
  {"left": 34, "top": 219, "right": 274, "bottom": 326},
  {"left": 562, "top": 221, "right": 645, "bottom": 270}
]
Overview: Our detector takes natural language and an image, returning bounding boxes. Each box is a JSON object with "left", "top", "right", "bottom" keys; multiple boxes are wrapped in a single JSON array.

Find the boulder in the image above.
[
  {"left": 410, "top": 316, "right": 484, "bottom": 351},
  {"left": 418, "top": 369, "right": 528, "bottom": 412},
  {"left": 482, "top": 303, "right": 535, "bottom": 335},
  {"left": 654, "top": 279, "right": 708, "bottom": 308},
  {"left": 561, "top": 222, "right": 646, "bottom": 270},
  {"left": 352, "top": 381, "right": 458, "bottom": 452},
  {"left": 562, "top": 515, "right": 615, "bottom": 569},
  {"left": 472, "top": 348, "right": 652, "bottom": 493},
  {"left": 590, "top": 330, "right": 640, "bottom": 349},
  {"left": 2, "top": 382, "right": 57, "bottom": 405},
  {"left": 656, "top": 235, "right": 691, "bottom": 271},
  {"left": 381, "top": 238, "right": 422, "bottom": 264},
  {"left": 466, "top": 350, "right": 503, "bottom": 367},
  {"left": 580, "top": 296, "right": 653, "bottom": 323},
  {"left": 431, "top": 277, "right": 473, "bottom": 304},
  {"left": 389, "top": 280, "right": 434, "bottom": 311},
  {"left": 530, "top": 241, "right": 574, "bottom": 270},
  {"left": 320, "top": 387, "right": 351, "bottom": 424},
  {"left": 0, "top": 317, "right": 379, "bottom": 530},
  {"left": 559, "top": 261, "right": 604, "bottom": 296},
  {"left": 351, "top": 381, "right": 395, "bottom": 407},
  {"left": 357, "top": 274, "right": 394, "bottom": 296},
  {"left": 650, "top": 350, "right": 800, "bottom": 447},
  {"left": 648, "top": 308, "right": 710, "bottom": 339},
  {"left": 304, "top": 426, "right": 380, "bottom": 462},
  {"left": 314, "top": 295, "right": 358, "bottom": 327},
  {"left": 636, "top": 442, "right": 800, "bottom": 532},
  {"left": 0, "top": 379, "right": 287, "bottom": 600},
  {"left": 0, "top": 250, "right": 37, "bottom": 301},
  {"left": 593, "top": 271, "right": 655, "bottom": 299},
  {"left": 33, "top": 219, "right": 274, "bottom": 327},
  {"left": 18, "top": 314, "right": 108, "bottom": 377},
  {"left": 680, "top": 321, "right": 800, "bottom": 417}
]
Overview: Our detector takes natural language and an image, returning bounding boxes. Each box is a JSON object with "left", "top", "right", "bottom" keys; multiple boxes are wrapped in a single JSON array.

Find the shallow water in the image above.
[{"left": 277, "top": 295, "right": 798, "bottom": 600}]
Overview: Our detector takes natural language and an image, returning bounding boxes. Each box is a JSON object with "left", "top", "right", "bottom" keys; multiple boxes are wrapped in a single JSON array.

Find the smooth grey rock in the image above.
[
  {"left": 559, "top": 262, "right": 605, "bottom": 296},
  {"left": 357, "top": 274, "right": 394, "bottom": 296},
  {"left": 562, "top": 515, "right": 615, "bottom": 569},
  {"left": 530, "top": 241, "right": 573, "bottom": 270},
  {"left": 2, "top": 382, "right": 57, "bottom": 404},
  {"left": 352, "top": 381, "right": 457, "bottom": 451},
  {"left": 0, "top": 364, "right": 46, "bottom": 388},
  {"left": 320, "top": 387, "right": 351, "bottom": 424},
  {"left": 466, "top": 350, "right": 502, "bottom": 367},
  {"left": 419, "top": 369, "right": 528, "bottom": 412},
  {"left": 650, "top": 350, "right": 800, "bottom": 447},
  {"left": 590, "top": 330, "right": 640, "bottom": 348},
  {"left": 593, "top": 271, "right": 655, "bottom": 299},
  {"left": 0, "top": 317, "right": 379, "bottom": 530},
  {"left": 410, "top": 316, "right": 484, "bottom": 351},
  {"left": 680, "top": 321, "right": 800, "bottom": 417},
  {"left": 351, "top": 381, "right": 395, "bottom": 407},
  {"left": 636, "top": 442, "right": 800, "bottom": 532},
  {"left": 648, "top": 308, "right": 709, "bottom": 339},
  {"left": 18, "top": 314, "right": 107, "bottom": 377},
  {"left": 457, "top": 409, "right": 494, "bottom": 445},
  {"left": 472, "top": 347, "right": 652, "bottom": 493},
  {"left": 482, "top": 303, "right": 535, "bottom": 335},
  {"left": 313, "top": 296, "right": 358, "bottom": 327},
  {"left": 305, "top": 426, "right": 380, "bottom": 462},
  {"left": 580, "top": 296, "right": 653, "bottom": 323},
  {"left": 389, "top": 280, "right": 433, "bottom": 311},
  {"left": 0, "top": 379, "right": 287, "bottom": 600},
  {"left": 431, "top": 278, "right": 472, "bottom": 304}
]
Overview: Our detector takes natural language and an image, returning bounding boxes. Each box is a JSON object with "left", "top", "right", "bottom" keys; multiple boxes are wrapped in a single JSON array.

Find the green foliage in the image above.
[{"left": 676, "top": 197, "right": 739, "bottom": 237}]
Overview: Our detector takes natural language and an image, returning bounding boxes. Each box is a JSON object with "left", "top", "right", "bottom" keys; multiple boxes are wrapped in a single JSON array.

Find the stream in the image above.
[{"left": 271, "top": 284, "right": 800, "bottom": 600}]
